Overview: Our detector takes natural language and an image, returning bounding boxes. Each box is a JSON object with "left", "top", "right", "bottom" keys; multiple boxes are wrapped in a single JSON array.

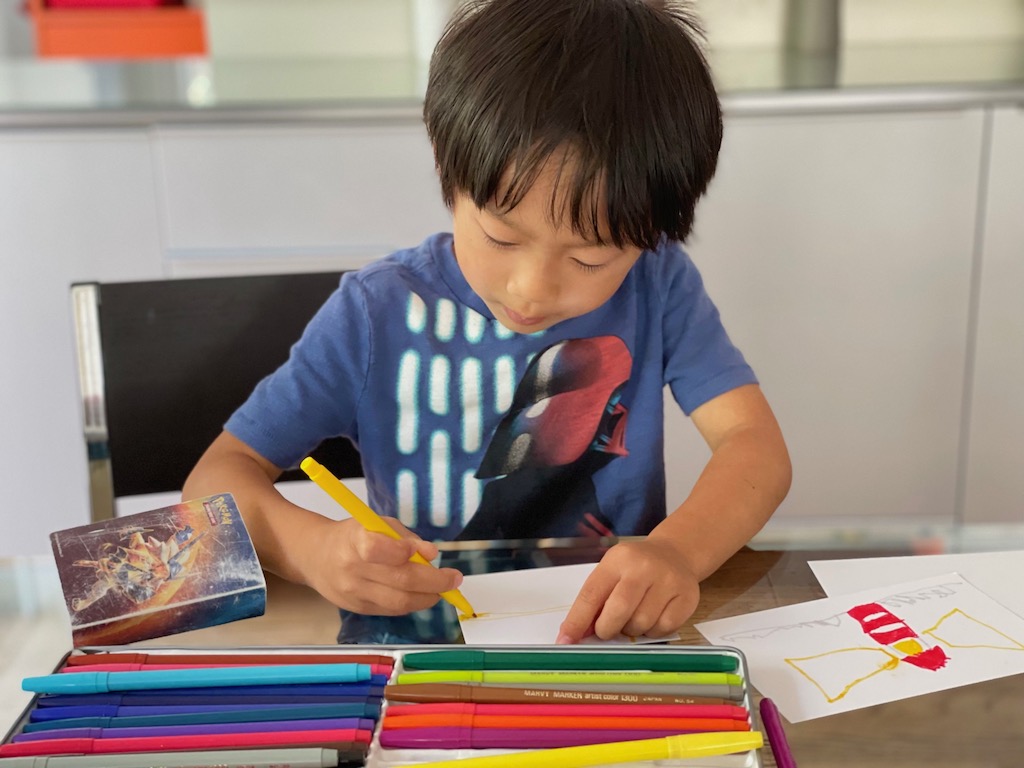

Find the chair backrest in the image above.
[{"left": 71, "top": 272, "right": 363, "bottom": 521}]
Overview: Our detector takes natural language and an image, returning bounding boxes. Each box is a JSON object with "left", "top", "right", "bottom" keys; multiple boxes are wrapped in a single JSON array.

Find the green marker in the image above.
[
  {"left": 396, "top": 670, "right": 744, "bottom": 687},
  {"left": 400, "top": 649, "right": 739, "bottom": 673}
]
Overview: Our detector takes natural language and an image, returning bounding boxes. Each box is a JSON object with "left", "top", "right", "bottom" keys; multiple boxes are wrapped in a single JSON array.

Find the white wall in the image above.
[
  {"left": 4, "top": 1, "right": 1024, "bottom": 62},
  {"left": 202, "top": 0, "right": 413, "bottom": 60},
  {"left": 0, "top": 0, "right": 32, "bottom": 57},
  {"left": 197, "top": 0, "right": 1024, "bottom": 60},
  {"left": 0, "top": 130, "right": 165, "bottom": 557},
  {"left": 699, "top": 0, "right": 1024, "bottom": 47}
]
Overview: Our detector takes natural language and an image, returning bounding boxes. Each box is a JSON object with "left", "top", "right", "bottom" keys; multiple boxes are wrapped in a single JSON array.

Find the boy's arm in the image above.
[
  {"left": 183, "top": 432, "right": 464, "bottom": 613},
  {"left": 183, "top": 431, "right": 332, "bottom": 586},
  {"left": 652, "top": 382, "right": 792, "bottom": 579},
  {"left": 558, "top": 383, "right": 791, "bottom": 642}
]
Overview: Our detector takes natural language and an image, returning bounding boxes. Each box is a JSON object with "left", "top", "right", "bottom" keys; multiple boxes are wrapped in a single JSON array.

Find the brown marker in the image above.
[{"left": 384, "top": 683, "right": 728, "bottom": 706}]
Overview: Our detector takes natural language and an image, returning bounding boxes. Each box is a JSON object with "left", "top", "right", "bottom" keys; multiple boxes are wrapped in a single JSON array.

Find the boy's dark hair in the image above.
[{"left": 423, "top": 0, "right": 722, "bottom": 251}]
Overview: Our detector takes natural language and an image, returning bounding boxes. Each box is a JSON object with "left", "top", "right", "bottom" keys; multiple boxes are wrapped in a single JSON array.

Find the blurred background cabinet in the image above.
[
  {"left": 155, "top": 123, "right": 450, "bottom": 276},
  {"left": 962, "top": 106, "right": 1024, "bottom": 524},
  {"left": 666, "top": 107, "right": 984, "bottom": 528},
  {"left": 0, "top": 130, "right": 164, "bottom": 555}
]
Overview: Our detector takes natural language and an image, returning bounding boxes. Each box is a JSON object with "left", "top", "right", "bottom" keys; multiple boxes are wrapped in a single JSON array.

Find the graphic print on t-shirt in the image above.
[
  {"left": 393, "top": 290, "right": 631, "bottom": 539},
  {"left": 394, "top": 291, "right": 522, "bottom": 533},
  {"left": 457, "top": 335, "right": 632, "bottom": 540}
]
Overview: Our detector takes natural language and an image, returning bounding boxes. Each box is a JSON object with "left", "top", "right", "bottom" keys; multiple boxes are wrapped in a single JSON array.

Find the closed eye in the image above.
[
  {"left": 573, "top": 259, "right": 606, "bottom": 273},
  {"left": 482, "top": 232, "right": 517, "bottom": 249}
]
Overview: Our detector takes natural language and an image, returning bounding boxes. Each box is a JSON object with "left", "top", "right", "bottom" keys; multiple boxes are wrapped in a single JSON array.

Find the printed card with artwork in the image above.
[{"left": 50, "top": 493, "right": 266, "bottom": 646}]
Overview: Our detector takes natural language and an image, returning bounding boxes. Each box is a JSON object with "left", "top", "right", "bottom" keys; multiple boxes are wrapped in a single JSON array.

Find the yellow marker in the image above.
[
  {"left": 410, "top": 732, "right": 764, "bottom": 768},
  {"left": 300, "top": 457, "right": 476, "bottom": 618}
]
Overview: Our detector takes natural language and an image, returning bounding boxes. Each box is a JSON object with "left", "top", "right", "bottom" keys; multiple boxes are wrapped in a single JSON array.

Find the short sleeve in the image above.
[
  {"left": 224, "top": 272, "right": 371, "bottom": 469},
  {"left": 659, "top": 243, "right": 758, "bottom": 415}
]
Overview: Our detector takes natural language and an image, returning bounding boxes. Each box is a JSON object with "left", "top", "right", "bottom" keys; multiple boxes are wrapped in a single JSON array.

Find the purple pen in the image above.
[
  {"left": 759, "top": 697, "right": 798, "bottom": 768},
  {"left": 21, "top": 702, "right": 380, "bottom": 734},
  {"left": 124, "top": 676, "right": 394, "bottom": 694},
  {"left": 13, "top": 717, "right": 376, "bottom": 742},
  {"left": 379, "top": 727, "right": 689, "bottom": 749},
  {"left": 30, "top": 702, "right": 379, "bottom": 721}
]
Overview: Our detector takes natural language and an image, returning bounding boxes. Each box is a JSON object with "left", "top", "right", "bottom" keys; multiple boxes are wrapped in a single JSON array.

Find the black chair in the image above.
[{"left": 71, "top": 272, "right": 363, "bottom": 521}]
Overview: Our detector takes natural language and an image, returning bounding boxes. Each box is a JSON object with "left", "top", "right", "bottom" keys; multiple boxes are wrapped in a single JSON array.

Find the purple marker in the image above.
[
  {"left": 22, "top": 702, "right": 380, "bottom": 733},
  {"left": 379, "top": 727, "right": 691, "bottom": 749},
  {"left": 35, "top": 683, "right": 385, "bottom": 707},
  {"left": 35, "top": 688, "right": 385, "bottom": 712},
  {"left": 30, "top": 702, "right": 378, "bottom": 721},
  {"left": 13, "top": 717, "right": 376, "bottom": 742},
  {"left": 760, "top": 697, "right": 798, "bottom": 768}
]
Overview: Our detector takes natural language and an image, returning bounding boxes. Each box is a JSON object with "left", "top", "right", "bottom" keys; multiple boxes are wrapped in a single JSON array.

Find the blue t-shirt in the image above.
[{"left": 226, "top": 232, "right": 756, "bottom": 541}]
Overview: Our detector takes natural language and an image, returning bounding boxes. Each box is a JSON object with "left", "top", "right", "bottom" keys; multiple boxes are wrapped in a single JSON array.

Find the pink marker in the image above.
[
  {"left": 383, "top": 701, "right": 749, "bottom": 720},
  {"left": 61, "top": 663, "right": 393, "bottom": 676}
]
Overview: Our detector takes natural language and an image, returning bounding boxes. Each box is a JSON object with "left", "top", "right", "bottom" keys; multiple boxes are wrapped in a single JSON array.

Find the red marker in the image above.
[
  {"left": 382, "top": 713, "right": 750, "bottom": 732},
  {"left": 64, "top": 652, "right": 394, "bottom": 668},
  {"left": 384, "top": 702, "right": 749, "bottom": 720}
]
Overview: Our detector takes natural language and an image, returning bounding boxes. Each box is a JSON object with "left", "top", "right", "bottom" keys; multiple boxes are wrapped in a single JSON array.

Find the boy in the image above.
[{"left": 183, "top": 0, "right": 791, "bottom": 644}]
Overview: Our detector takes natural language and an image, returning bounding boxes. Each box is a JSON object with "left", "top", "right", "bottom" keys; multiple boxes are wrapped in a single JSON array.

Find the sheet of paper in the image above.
[
  {"left": 696, "top": 572, "right": 1024, "bottom": 722},
  {"left": 457, "top": 563, "right": 679, "bottom": 645},
  {"left": 810, "top": 549, "right": 1024, "bottom": 617}
]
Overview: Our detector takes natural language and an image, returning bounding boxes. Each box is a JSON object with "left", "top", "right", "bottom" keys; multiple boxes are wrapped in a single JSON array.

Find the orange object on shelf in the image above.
[{"left": 27, "top": 0, "right": 207, "bottom": 59}]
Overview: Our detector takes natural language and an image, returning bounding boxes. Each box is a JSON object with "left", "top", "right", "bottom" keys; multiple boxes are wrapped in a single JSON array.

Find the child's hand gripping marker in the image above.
[{"left": 300, "top": 456, "right": 478, "bottom": 619}]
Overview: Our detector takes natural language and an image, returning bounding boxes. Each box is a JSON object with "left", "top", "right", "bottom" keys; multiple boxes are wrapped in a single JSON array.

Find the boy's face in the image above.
[{"left": 451, "top": 161, "right": 643, "bottom": 334}]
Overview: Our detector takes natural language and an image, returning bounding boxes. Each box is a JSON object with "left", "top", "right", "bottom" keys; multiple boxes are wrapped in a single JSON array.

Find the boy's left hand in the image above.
[{"left": 555, "top": 538, "right": 700, "bottom": 644}]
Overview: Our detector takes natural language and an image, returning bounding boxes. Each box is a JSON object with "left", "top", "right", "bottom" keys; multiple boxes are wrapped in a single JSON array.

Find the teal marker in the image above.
[
  {"left": 400, "top": 650, "right": 739, "bottom": 673},
  {"left": 22, "top": 663, "right": 371, "bottom": 695},
  {"left": 396, "top": 670, "right": 743, "bottom": 687}
]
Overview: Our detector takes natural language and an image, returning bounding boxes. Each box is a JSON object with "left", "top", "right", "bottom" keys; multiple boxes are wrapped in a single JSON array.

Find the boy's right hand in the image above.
[{"left": 304, "top": 516, "right": 465, "bottom": 615}]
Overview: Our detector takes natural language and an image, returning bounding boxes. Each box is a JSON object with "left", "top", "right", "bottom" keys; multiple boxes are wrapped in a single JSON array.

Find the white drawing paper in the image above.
[
  {"left": 695, "top": 572, "right": 1024, "bottom": 722},
  {"left": 457, "top": 563, "right": 680, "bottom": 646},
  {"left": 809, "top": 549, "right": 1024, "bottom": 618}
]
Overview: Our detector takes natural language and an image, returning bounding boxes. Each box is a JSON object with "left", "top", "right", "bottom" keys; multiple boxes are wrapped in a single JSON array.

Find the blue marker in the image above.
[
  {"left": 22, "top": 663, "right": 371, "bottom": 695},
  {"left": 23, "top": 702, "right": 380, "bottom": 732},
  {"left": 31, "top": 696, "right": 385, "bottom": 721}
]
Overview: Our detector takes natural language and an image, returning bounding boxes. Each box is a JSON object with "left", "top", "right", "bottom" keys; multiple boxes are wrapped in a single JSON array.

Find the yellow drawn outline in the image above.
[
  {"left": 785, "top": 608, "right": 1024, "bottom": 704},
  {"left": 785, "top": 646, "right": 899, "bottom": 703},
  {"left": 464, "top": 605, "right": 571, "bottom": 623},
  {"left": 923, "top": 608, "right": 1024, "bottom": 651}
]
